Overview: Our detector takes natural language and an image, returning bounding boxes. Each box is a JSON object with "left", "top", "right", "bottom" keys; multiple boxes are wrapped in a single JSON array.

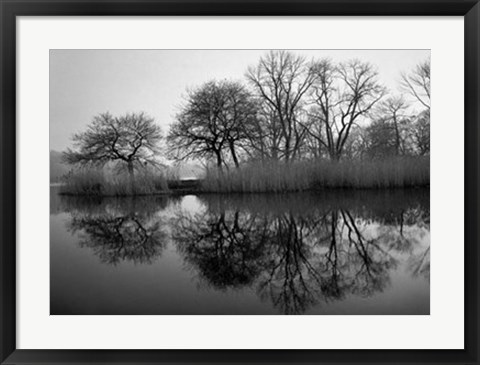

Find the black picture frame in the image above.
[{"left": 1, "top": 0, "right": 478, "bottom": 364}]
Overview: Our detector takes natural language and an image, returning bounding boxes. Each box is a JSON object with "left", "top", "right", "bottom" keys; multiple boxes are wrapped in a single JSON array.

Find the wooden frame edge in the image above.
[{"left": 1, "top": 1, "right": 478, "bottom": 364}]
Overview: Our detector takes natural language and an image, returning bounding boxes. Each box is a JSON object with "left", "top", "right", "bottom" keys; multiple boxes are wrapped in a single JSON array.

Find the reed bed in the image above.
[
  {"left": 60, "top": 167, "right": 169, "bottom": 196},
  {"left": 201, "top": 156, "right": 430, "bottom": 193}
]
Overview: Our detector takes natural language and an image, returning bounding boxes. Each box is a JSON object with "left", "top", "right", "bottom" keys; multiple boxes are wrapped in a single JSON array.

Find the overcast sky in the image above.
[{"left": 50, "top": 49, "right": 429, "bottom": 151}]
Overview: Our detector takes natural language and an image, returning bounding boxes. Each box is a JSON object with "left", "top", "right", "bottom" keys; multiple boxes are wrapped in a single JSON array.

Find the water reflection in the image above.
[
  {"left": 173, "top": 210, "right": 269, "bottom": 289},
  {"left": 171, "top": 193, "right": 429, "bottom": 314},
  {"left": 62, "top": 196, "right": 172, "bottom": 265},
  {"left": 51, "top": 188, "right": 430, "bottom": 315}
]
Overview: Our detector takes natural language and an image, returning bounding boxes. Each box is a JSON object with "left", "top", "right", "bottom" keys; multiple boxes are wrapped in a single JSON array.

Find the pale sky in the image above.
[{"left": 50, "top": 49, "right": 429, "bottom": 151}]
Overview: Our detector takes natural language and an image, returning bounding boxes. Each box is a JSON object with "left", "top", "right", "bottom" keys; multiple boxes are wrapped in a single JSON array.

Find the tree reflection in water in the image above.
[
  {"left": 66, "top": 196, "right": 170, "bottom": 265},
  {"left": 57, "top": 189, "right": 429, "bottom": 314},
  {"left": 173, "top": 210, "right": 269, "bottom": 289},
  {"left": 171, "top": 191, "right": 430, "bottom": 314}
]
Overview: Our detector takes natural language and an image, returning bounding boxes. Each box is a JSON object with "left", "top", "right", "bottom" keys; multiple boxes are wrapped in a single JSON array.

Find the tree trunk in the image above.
[
  {"left": 393, "top": 115, "right": 401, "bottom": 155},
  {"left": 127, "top": 161, "right": 135, "bottom": 194},
  {"left": 229, "top": 142, "right": 240, "bottom": 168},
  {"left": 284, "top": 140, "right": 290, "bottom": 161},
  {"left": 329, "top": 147, "right": 340, "bottom": 161},
  {"left": 215, "top": 150, "right": 223, "bottom": 171}
]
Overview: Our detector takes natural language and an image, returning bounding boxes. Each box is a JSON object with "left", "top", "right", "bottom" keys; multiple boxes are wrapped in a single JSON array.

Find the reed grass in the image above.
[
  {"left": 201, "top": 156, "right": 429, "bottom": 193},
  {"left": 59, "top": 157, "right": 429, "bottom": 195},
  {"left": 60, "top": 167, "right": 169, "bottom": 196}
]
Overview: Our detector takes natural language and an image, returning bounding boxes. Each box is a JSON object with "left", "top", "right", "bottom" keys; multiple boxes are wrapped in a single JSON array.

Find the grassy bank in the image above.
[
  {"left": 59, "top": 157, "right": 429, "bottom": 196},
  {"left": 201, "top": 156, "right": 429, "bottom": 193},
  {"left": 60, "top": 168, "right": 169, "bottom": 196}
]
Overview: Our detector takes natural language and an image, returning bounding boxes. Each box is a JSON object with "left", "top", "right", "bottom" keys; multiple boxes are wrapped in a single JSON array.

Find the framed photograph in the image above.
[{"left": 1, "top": 0, "right": 479, "bottom": 364}]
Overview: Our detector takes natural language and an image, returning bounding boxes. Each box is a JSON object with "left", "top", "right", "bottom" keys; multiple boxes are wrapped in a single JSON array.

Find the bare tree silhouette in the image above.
[
  {"left": 308, "top": 59, "right": 386, "bottom": 160},
  {"left": 64, "top": 112, "right": 162, "bottom": 191},
  {"left": 401, "top": 59, "right": 431, "bottom": 110},
  {"left": 167, "top": 80, "right": 258, "bottom": 169},
  {"left": 246, "top": 51, "right": 317, "bottom": 161}
]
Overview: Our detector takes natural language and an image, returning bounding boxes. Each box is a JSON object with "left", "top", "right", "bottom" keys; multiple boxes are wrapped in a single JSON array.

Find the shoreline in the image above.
[{"left": 55, "top": 184, "right": 430, "bottom": 198}]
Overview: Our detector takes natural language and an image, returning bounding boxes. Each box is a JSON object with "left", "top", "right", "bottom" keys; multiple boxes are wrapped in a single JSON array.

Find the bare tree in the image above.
[
  {"left": 222, "top": 83, "right": 260, "bottom": 167},
  {"left": 308, "top": 59, "right": 386, "bottom": 160},
  {"left": 363, "top": 118, "right": 398, "bottom": 158},
  {"left": 400, "top": 59, "right": 431, "bottom": 155},
  {"left": 167, "top": 80, "right": 258, "bottom": 169},
  {"left": 242, "top": 106, "right": 282, "bottom": 161},
  {"left": 246, "top": 51, "right": 317, "bottom": 161},
  {"left": 377, "top": 96, "right": 409, "bottom": 155},
  {"left": 400, "top": 59, "right": 431, "bottom": 110},
  {"left": 411, "top": 110, "right": 430, "bottom": 155},
  {"left": 63, "top": 112, "right": 162, "bottom": 190}
]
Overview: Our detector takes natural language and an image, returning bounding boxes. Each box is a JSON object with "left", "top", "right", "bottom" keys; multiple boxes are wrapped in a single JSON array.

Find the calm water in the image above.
[{"left": 50, "top": 187, "right": 430, "bottom": 315}]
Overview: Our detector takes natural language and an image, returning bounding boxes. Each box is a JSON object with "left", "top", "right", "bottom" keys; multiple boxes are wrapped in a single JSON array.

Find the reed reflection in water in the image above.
[{"left": 50, "top": 188, "right": 429, "bottom": 315}]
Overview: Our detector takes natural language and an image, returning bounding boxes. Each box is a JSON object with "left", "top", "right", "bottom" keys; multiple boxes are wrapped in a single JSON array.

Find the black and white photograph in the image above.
[{"left": 50, "top": 49, "right": 430, "bottom": 315}]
